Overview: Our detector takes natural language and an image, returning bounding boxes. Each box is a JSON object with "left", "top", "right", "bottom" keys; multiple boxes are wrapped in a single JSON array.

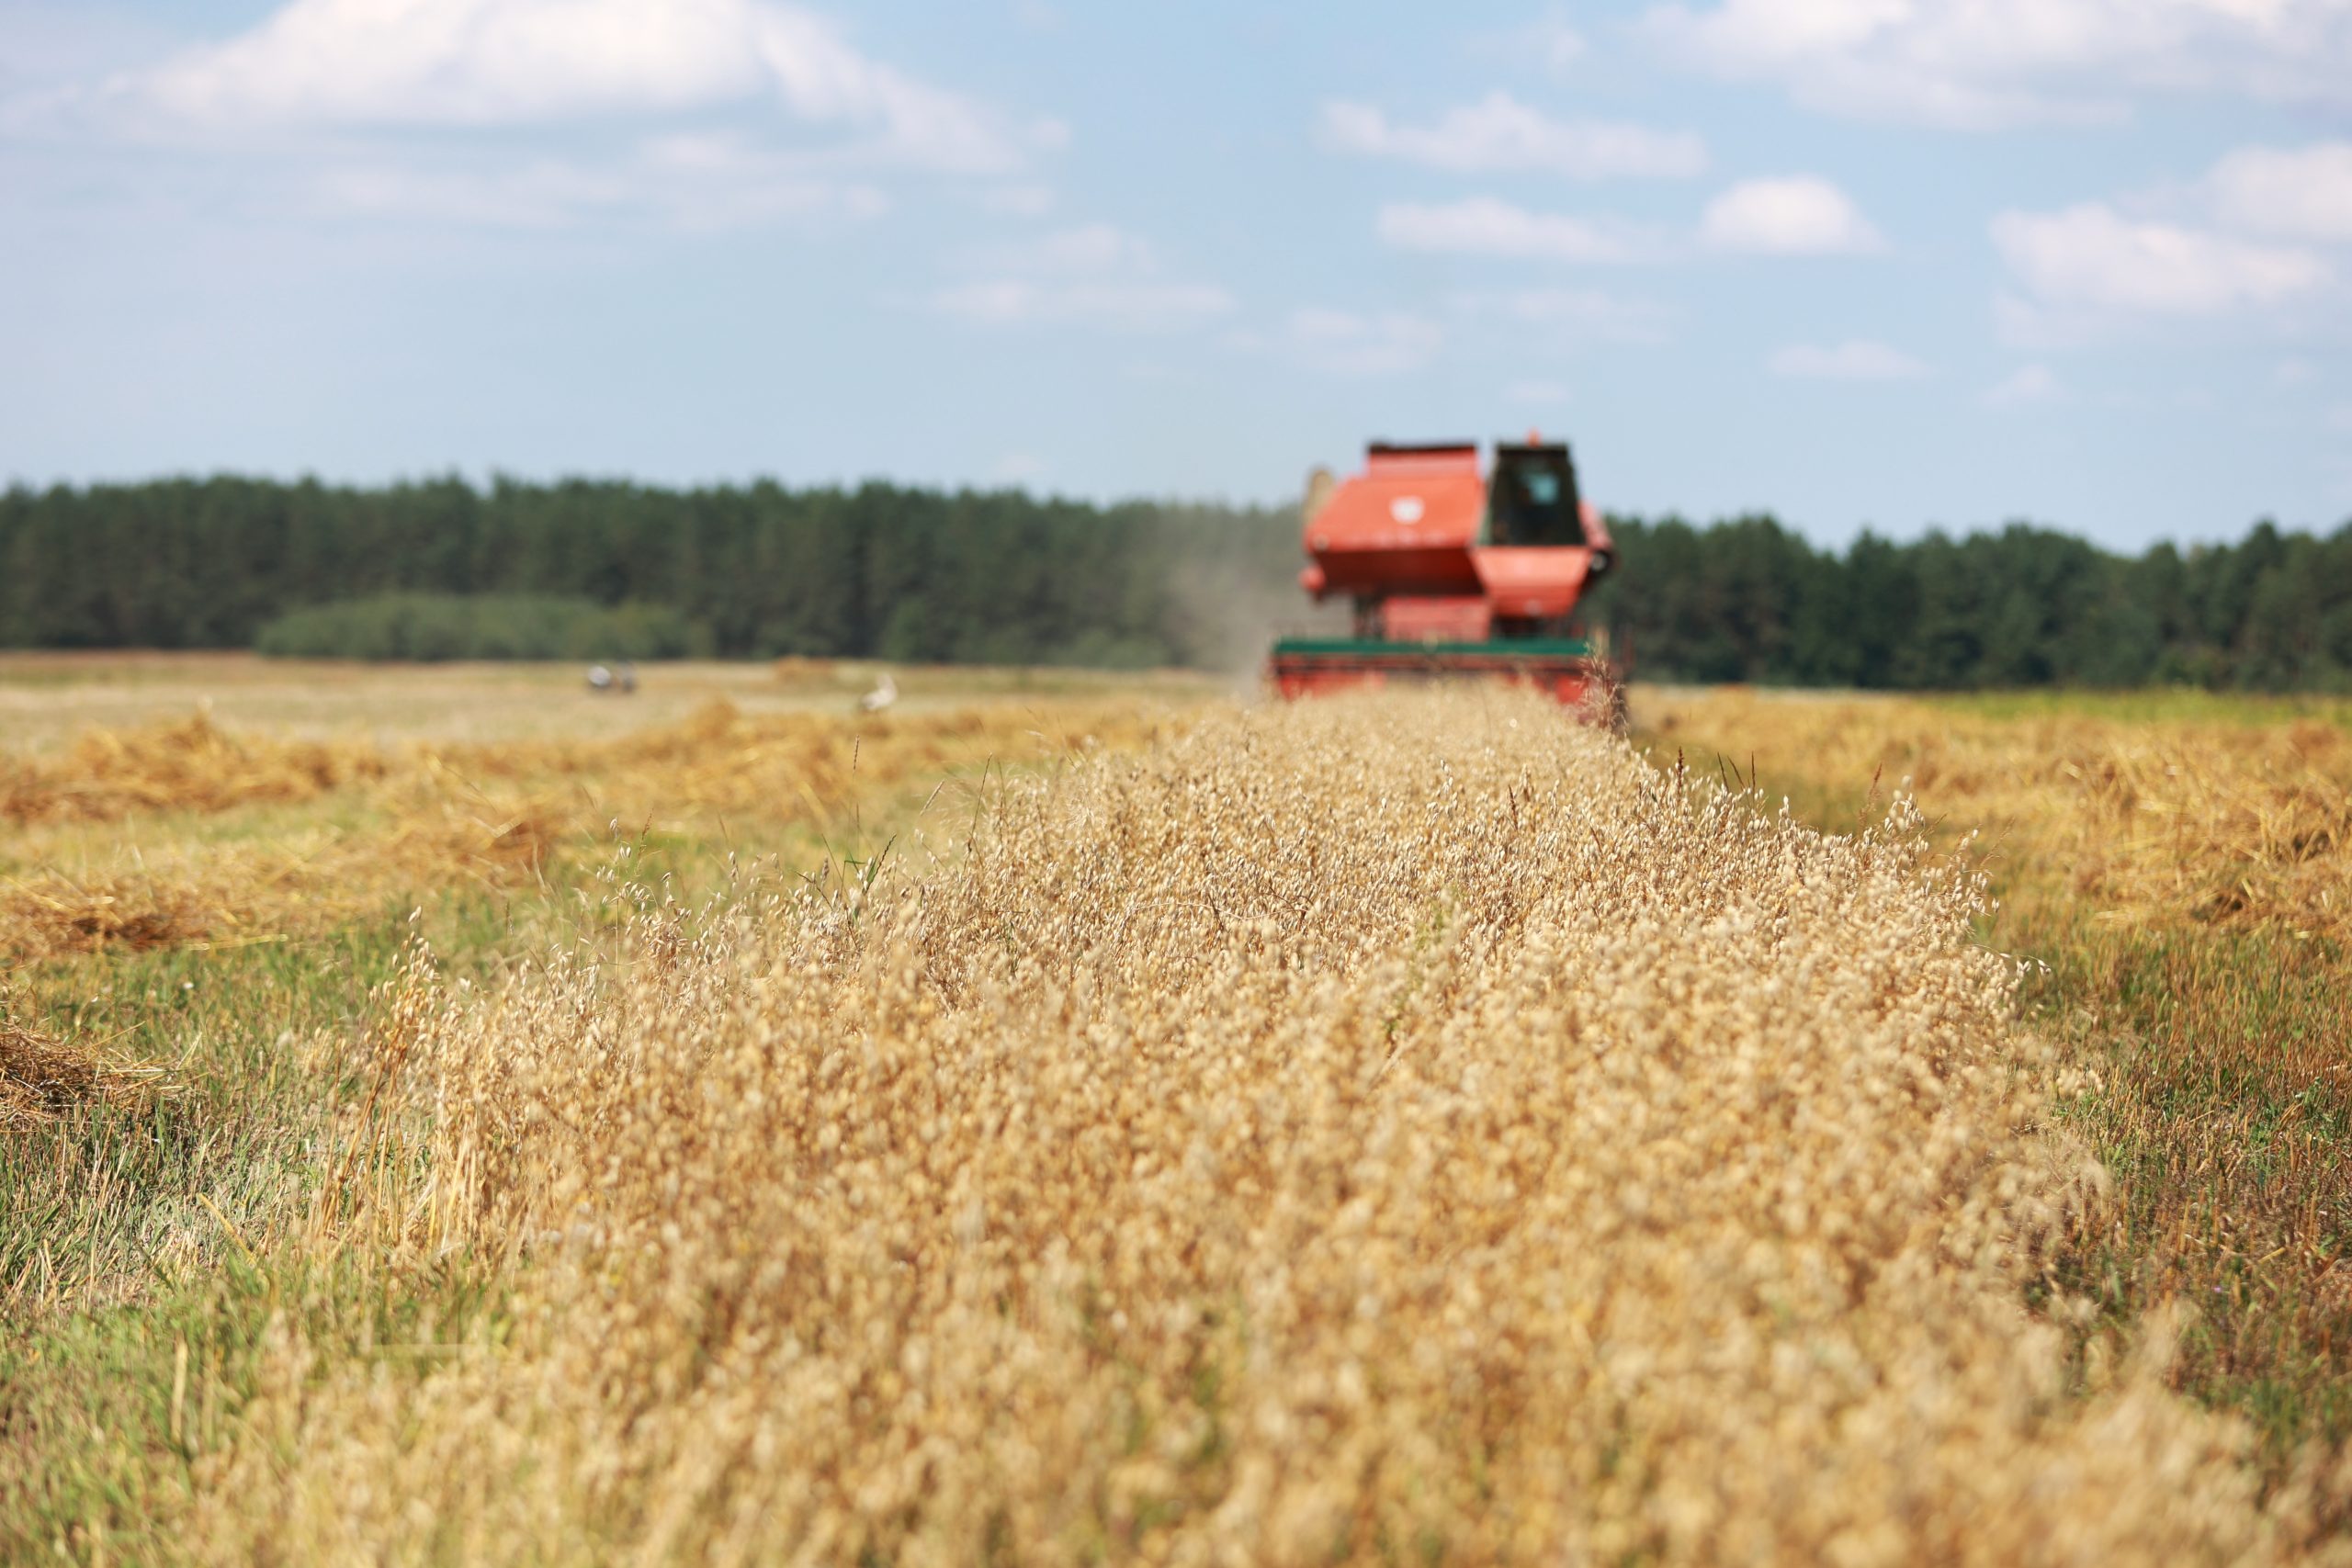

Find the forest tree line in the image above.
[{"left": 4, "top": 474, "right": 2349, "bottom": 688}]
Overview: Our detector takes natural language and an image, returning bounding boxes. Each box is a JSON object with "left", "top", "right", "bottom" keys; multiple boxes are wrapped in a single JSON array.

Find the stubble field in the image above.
[{"left": 4, "top": 656, "right": 2350, "bottom": 1563}]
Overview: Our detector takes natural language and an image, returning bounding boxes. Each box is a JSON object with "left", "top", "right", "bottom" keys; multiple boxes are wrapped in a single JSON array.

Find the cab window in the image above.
[{"left": 1491, "top": 451, "right": 1584, "bottom": 546}]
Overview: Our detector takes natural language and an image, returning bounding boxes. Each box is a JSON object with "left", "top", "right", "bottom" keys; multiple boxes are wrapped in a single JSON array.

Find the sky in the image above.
[{"left": 3, "top": 0, "right": 2350, "bottom": 551}]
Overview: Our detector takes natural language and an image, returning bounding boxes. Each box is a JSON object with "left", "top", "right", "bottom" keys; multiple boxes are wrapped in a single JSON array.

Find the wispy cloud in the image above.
[
  {"left": 978, "top": 222, "right": 1155, "bottom": 274},
  {"left": 1463, "top": 10, "right": 1589, "bottom": 78},
  {"left": 306, "top": 134, "right": 889, "bottom": 230},
  {"left": 1320, "top": 93, "right": 1704, "bottom": 180},
  {"left": 1643, "top": 0, "right": 2352, "bottom": 128},
  {"left": 1984, "top": 364, "right": 2064, "bottom": 407},
  {"left": 933, "top": 222, "right": 1231, "bottom": 332},
  {"left": 1770, "top": 340, "right": 1928, "bottom": 380},
  {"left": 5, "top": 0, "right": 1055, "bottom": 236},
  {"left": 970, "top": 183, "right": 1057, "bottom": 218},
  {"left": 2207, "top": 142, "right": 2352, "bottom": 245},
  {"left": 1377, "top": 197, "right": 1653, "bottom": 263},
  {"left": 1449, "top": 288, "right": 1673, "bottom": 342},
  {"left": 1277, "top": 309, "right": 1444, "bottom": 375},
  {"left": 931, "top": 279, "right": 1233, "bottom": 330},
  {"left": 1992, "top": 204, "right": 2329, "bottom": 317},
  {"left": 85, "top": 0, "right": 1042, "bottom": 172}
]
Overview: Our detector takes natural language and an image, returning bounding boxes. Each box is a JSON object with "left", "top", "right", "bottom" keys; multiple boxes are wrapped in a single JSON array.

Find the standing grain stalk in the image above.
[{"left": 208, "top": 692, "right": 2346, "bottom": 1565}]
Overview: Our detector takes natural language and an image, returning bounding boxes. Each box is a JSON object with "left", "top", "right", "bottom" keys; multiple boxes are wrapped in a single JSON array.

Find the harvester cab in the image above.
[{"left": 1268, "top": 435, "right": 1620, "bottom": 714}]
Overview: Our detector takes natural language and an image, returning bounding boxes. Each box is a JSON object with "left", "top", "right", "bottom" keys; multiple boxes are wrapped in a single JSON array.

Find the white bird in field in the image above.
[{"left": 859, "top": 671, "right": 898, "bottom": 713}]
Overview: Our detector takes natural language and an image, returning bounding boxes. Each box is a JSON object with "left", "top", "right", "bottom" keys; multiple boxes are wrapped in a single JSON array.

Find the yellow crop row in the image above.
[{"left": 177, "top": 692, "right": 2341, "bottom": 1565}]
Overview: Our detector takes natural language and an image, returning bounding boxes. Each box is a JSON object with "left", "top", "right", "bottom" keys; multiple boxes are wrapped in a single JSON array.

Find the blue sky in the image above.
[{"left": 4, "top": 0, "right": 2349, "bottom": 549}]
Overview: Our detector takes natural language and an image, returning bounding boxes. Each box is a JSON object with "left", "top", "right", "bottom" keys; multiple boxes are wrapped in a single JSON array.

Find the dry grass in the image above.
[
  {"left": 0, "top": 652, "right": 1222, "bottom": 750},
  {"left": 422, "top": 696, "right": 1177, "bottom": 830},
  {"left": 13, "top": 671, "right": 2352, "bottom": 1562},
  {"left": 150, "top": 692, "right": 2346, "bottom": 1563},
  {"left": 0, "top": 664, "right": 1221, "bottom": 1562},
  {"left": 0, "top": 712, "right": 387, "bottom": 826},
  {"left": 0, "top": 699, "right": 1177, "bottom": 961},
  {"left": 0, "top": 804, "right": 559, "bottom": 960},
  {"left": 1637, "top": 687, "right": 2352, "bottom": 939},
  {"left": 0, "top": 982, "right": 155, "bottom": 1130},
  {"left": 1638, "top": 685, "right": 2352, "bottom": 1472}
]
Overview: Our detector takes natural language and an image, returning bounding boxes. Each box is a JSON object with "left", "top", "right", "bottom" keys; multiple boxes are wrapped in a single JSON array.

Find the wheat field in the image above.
[
  {"left": 6, "top": 670, "right": 2350, "bottom": 1562},
  {"left": 1640, "top": 685, "right": 2352, "bottom": 1486}
]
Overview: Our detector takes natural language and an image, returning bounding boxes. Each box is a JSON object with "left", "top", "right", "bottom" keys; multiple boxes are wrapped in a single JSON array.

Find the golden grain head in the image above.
[{"left": 164, "top": 689, "right": 2346, "bottom": 1567}]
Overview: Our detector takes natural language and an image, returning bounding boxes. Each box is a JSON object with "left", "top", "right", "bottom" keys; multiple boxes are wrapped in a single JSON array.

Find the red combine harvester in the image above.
[{"left": 1268, "top": 436, "right": 1621, "bottom": 714}]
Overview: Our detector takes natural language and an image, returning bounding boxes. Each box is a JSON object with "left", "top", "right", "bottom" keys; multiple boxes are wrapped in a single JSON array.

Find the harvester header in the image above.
[{"left": 1271, "top": 435, "right": 1620, "bottom": 713}]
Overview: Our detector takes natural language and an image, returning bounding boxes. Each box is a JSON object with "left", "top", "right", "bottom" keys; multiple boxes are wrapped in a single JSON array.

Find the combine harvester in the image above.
[{"left": 1268, "top": 435, "right": 1622, "bottom": 718}]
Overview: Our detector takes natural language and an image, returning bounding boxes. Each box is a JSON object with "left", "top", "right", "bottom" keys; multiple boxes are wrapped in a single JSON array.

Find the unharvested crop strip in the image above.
[{"left": 179, "top": 692, "right": 2340, "bottom": 1565}]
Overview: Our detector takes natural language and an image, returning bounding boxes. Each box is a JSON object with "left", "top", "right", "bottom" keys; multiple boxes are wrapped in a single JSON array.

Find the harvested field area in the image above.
[
  {"left": 0, "top": 675, "right": 1191, "bottom": 960},
  {"left": 0, "top": 653, "right": 1204, "bottom": 751},
  {"left": 0, "top": 713, "right": 387, "bottom": 825},
  {"left": 1641, "top": 686, "right": 2352, "bottom": 1483},
  {"left": 6, "top": 664, "right": 2349, "bottom": 1562},
  {"left": 1640, "top": 686, "right": 2352, "bottom": 940}
]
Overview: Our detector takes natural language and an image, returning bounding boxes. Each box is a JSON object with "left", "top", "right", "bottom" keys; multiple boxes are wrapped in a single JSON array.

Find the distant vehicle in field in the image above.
[{"left": 1268, "top": 434, "right": 1620, "bottom": 715}]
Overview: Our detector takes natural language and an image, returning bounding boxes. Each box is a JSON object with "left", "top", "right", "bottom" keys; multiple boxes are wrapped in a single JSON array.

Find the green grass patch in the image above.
[
  {"left": 0, "top": 1244, "right": 512, "bottom": 1565},
  {"left": 2027, "top": 919, "right": 2352, "bottom": 1469},
  {"left": 0, "top": 875, "right": 582, "bottom": 1563}
]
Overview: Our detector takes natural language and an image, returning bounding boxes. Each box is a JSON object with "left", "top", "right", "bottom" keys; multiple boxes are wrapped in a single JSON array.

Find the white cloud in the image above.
[
  {"left": 1984, "top": 363, "right": 2064, "bottom": 407},
  {"left": 1377, "top": 197, "right": 1651, "bottom": 263},
  {"left": 1505, "top": 378, "right": 1570, "bottom": 404},
  {"left": 100, "top": 0, "right": 1035, "bottom": 171},
  {"left": 1644, "top": 0, "right": 2352, "bottom": 128},
  {"left": 2208, "top": 142, "right": 2352, "bottom": 244},
  {"left": 1770, "top": 339, "right": 1928, "bottom": 379},
  {"left": 1279, "top": 309, "right": 1444, "bottom": 375},
  {"left": 311, "top": 135, "right": 888, "bottom": 228},
  {"left": 1320, "top": 93, "right": 1705, "bottom": 179},
  {"left": 1701, "top": 175, "right": 1883, "bottom": 254},
  {"left": 992, "top": 451, "right": 1048, "bottom": 484},
  {"left": 1992, "top": 202, "right": 2330, "bottom": 315}
]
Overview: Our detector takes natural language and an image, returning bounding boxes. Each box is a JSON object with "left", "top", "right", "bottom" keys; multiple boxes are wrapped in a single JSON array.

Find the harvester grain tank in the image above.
[{"left": 1268, "top": 436, "right": 1620, "bottom": 712}]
